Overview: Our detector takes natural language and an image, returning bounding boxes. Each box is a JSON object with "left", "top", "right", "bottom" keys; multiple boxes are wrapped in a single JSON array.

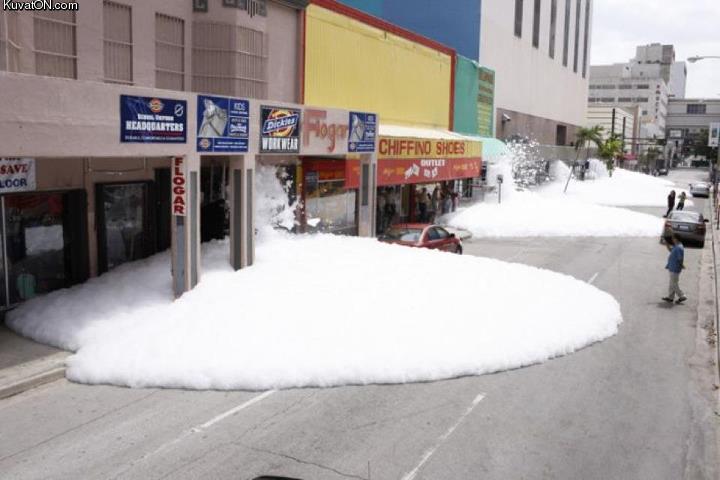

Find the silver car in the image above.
[
  {"left": 689, "top": 182, "right": 711, "bottom": 197},
  {"left": 663, "top": 210, "right": 708, "bottom": 247}
]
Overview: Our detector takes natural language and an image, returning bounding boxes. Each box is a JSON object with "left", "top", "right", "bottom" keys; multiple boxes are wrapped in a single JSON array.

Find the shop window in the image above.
[
  {"left": 0, "top": 191, "right": 88, "bottom": 307},
  {"left": 303, "top": 160, "right": 357, "bottom": 236},
  {"left": 103, "top": 1, "right": 133, "bottom": 85},
  {"left": 155, "top": 13, "right": 185, "bottom": 90},
  {"left": 33, "top": 10, "right": 77, "bottom": 79}
]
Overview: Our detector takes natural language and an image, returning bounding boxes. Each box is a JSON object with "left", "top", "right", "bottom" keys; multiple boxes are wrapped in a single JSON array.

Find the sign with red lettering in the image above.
[
  {"left": 172, "top": 156, "right": 186, "bottom": 216},
  {"left": 303, "top": 109, "right": 349, "bottom": 154},
  {"left": 377, "top": 157, "right": 482, "bottom": 186},
  {"left": 0, "top": 158, "right": 35, "bottom": 193}
]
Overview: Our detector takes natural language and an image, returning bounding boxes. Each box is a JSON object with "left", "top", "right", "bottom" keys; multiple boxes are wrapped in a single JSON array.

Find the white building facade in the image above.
[{"left": 480, "top": 0, "right": 593, "bottom": 146}]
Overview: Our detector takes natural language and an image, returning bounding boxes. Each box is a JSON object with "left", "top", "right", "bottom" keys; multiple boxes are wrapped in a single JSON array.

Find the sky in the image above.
[{"left": 591, "top": 0, "right": 720, "bottom": 99}]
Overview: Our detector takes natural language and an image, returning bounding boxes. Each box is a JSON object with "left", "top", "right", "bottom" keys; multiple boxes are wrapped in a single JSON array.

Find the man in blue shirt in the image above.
[{"left": 663, "top": 235, "right": 687, "bottom": 304}]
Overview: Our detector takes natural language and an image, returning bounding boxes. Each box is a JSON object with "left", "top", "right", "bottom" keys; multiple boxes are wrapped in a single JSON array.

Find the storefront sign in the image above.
[
  {"left": 302, "top": 109, "right": 349, "bottom": 154},
  {"left": 260, "top": 106, "right": 301, "bottom": 153},
  {"left": 348, "top": 112, "right": 377, "bottom": 153},
  {"left": 377, "top": 157, "right": 482, "bottom": 186},
  {"left": 0, "top": 158, "right": 35, "bottom": 192},
  {"left": 197, "top": 95, "right": 249, "bottom": 153},
  {"left": 378, "top": 136, "right": 482, "bottom": 159},
  {"left": 477, "top": 67, "right": 495, "bottom": 137},
  {"left": 172, "top": 156, "right": 187, "bottom": 216},
  {"left": 709, "top": 123, "right": 720, "bottom": 148},
  {"left": 120, "top": 95, "right": 187, "bottom": 143}
]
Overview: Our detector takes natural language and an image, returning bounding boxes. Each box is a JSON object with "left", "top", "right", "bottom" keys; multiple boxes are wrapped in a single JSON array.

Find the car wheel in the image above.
[{"left": 455, "top": 245, "right": 463, "bottom": 255}]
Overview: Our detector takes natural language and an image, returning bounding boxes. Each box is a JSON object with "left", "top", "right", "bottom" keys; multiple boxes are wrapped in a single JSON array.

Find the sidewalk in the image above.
[{"left": 0, "top": 323, "right": 68, "bottom": 399}]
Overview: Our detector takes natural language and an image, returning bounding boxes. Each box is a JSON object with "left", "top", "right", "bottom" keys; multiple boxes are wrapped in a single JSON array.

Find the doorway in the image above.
[{"left": 96, "top": 182, "right": 156, "bottom": 273}]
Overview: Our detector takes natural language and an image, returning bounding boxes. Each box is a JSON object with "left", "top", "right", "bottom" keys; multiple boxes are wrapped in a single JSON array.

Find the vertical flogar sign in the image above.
[
  {"left": 172, "top": 156, "right": 186, "bottom": 216},
  {"left": 196, "top": 95, "right": 250, "bottom": 153},
  {"left": 120, "top": 95, "right": 187, "bottom": 143}
]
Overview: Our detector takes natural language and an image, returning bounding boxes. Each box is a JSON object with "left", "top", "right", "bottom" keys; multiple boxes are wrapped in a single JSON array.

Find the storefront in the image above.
[{"left": 375, "top": 126, "right": 482, "bottom": 234}]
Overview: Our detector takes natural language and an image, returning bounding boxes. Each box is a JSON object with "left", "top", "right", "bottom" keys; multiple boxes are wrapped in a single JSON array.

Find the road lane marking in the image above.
[
  {"left": 193, "top": 390, "right": 276, "bottom": 432},
  {"left": 400, "top": 393, "right": 486, "bottom": 480},
  {"left": 113, "top": 390, "right": 276, "bottom": 477},
  {"left": 588, "top": 272, "right": 599, "bottom": 284}
]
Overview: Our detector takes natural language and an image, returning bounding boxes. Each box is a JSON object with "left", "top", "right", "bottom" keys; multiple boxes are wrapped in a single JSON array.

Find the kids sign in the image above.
[
  {"left": 197, "top": 95, "right": 250, "bottom": 153},
  {"left": 0, "top": 158, "right": 35, "bottom": 193},
  {"left": 172, "top": 157, "right": 186, "bottom": 216}
]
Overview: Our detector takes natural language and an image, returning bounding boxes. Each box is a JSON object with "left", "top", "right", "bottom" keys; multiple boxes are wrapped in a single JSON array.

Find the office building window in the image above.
[
  {"left": 103, "top": 1, "right": 133, "bottom": 84},
  {"left": 618, "top": 84, "right": 632, "bottom": 90},
  {"left": 582, "top": 0, "right": 590, "bottom": 77},
  {"left": 600, "top": 97, "right": 615, "bottom": 102},
  {"left": 33, "top": 10, "right": 77, "bottom": 79},
  {"left": 636, "top": 97, "right": 649, "bottom": 103},
  {"left": 549, "top": 0, "right": 557, "bottom": 58},
  {"left": 573, "top": 0, "right": 580, "bottom": 72},
  {"left": 514, "top": 0, "right": 523, "bottom": 38},
  {"left": 192, "top": 21, "right": 268, "bottom": 98},
  {"left": 618, "top": 97, "right": 633, "bottom": 103},
  {"left": 532, "top": 0, "right": 541, "bottom": 48},
  {"left": 155, "top": 14, "right": 185, "bottom": 90},
  {"left": 562, "top": 0, "right": 570, "bottom": 66},
  {"left": 635, "top": 84, "right": 649, "bottom": 89},
  {"left": 687, "top": 104, "right": 707, "bottom": 114},
  {"left": 0, "top": 11, "right": 20, "bottom": 72}
]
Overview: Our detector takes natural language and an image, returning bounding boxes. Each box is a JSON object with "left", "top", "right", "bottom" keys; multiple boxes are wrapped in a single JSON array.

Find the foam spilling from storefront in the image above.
[{"left": 4, "top": 168, "right": 624, "bottom": 390}]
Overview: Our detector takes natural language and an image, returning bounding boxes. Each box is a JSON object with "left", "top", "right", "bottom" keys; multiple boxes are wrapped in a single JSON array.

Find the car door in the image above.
[
  {"left": 424, "top": 227, "right": 443, "bottom": 250},
  {"left": 433, "top": 227, "right": 455, "bottom": 251}
]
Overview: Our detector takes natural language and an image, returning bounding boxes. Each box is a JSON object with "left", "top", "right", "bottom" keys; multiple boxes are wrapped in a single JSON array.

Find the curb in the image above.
[{"left": 0, "top": 352, "right": 68, "bottom": 399}]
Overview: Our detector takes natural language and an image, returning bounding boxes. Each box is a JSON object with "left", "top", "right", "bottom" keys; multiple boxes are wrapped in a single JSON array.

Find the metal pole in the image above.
[{"left": 611, "top": 108, "right": 616, "bottom": 137}]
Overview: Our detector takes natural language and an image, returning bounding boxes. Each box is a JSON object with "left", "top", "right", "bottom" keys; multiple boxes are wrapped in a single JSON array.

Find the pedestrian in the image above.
[
  {"left": 662, "top": 235, "right": 686, "bottom": 304},
  {"left": 430, "top": 187, "right": 441, "bottom": 223},
  {"left": 416, "top": 187, "right": 428, "bottom": 222},
  {"left": 676, "top": 191, "right": 686, "bottom": 211},
  {"left": 664, "top": 190, "right": 676, "bottom": 218}
]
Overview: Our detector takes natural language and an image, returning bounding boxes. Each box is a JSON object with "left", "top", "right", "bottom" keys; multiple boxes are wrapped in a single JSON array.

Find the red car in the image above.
[{"left": 378, "top": 223, "right": 462, "bottom": 254}]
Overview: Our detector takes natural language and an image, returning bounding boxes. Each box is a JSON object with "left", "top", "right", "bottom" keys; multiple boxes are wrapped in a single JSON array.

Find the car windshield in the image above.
[
  {"left": 383, "top": 227, "right": 423, "bottom": 242},
  {"left": 670, "top": 211, "right": 700, "bottom": 222}
]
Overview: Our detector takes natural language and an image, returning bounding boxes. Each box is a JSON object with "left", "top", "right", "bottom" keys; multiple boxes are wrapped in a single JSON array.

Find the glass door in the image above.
[{"left": 97, "top": 182, "right": 153, "bottom": 273}]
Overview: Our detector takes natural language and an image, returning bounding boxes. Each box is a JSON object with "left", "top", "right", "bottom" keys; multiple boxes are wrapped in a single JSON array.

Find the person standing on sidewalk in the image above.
[
  {"left": 676, "top": 191, "right": 687, "bottom": 211},
  {"left": 662, "top": 235, "right": 687, "bottom": 304},
  {"left": 664, "top": 190, "right": 676, "bottom": 218}
]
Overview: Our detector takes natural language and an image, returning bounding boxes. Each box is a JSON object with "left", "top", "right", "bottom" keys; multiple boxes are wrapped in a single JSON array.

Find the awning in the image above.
[
  {"left": 376, "top": 124, "right": 483, "bottom": 186},
  {"left": 467, "top": 136, "right": 509, "bottom": 163}
]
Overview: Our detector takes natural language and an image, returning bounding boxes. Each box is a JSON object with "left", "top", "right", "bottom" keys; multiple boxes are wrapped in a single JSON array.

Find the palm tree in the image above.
[
  {"left": 598, "top": 134, "right": 623, "bottom": 177},
  {"left": 565, "top": 125, "right": 604, "bottom": 192}
]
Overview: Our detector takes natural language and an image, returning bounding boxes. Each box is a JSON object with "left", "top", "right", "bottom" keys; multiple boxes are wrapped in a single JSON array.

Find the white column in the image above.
[
  {"left": 358, "top": 152, "right": 377, "bottom": 237},
  {"left": 229, "top": 154, "right": 256, "bottom": 270},
  {"left": 170, "top": 153, "right": 201, "bottom": 297}
]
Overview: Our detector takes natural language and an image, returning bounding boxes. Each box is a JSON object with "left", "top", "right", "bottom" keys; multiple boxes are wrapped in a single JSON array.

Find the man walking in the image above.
[
  {"left": 662, "top": 235, "right": 687, "bottom": 304},
  {"left": 664, "top": 190, "right": 676, "bottom": 218}
]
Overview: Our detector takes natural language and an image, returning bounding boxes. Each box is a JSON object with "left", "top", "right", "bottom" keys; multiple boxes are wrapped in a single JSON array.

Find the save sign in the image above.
[{"left": 172, "top": 156, "right": 186, "bottom": 216}]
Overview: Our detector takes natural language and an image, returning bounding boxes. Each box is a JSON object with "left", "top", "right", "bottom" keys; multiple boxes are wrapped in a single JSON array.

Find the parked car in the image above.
[
  {"left": 689, "top": 182, "right": 711, "bottom": 198},
  {"left": 662, "top": 210, "right": 708, "bottom": 247},
  {"left": 657, "top": 167, "right": 669, "bottom": 176},
  {"left": 378, "top": 223, "right": 462, "bottom": 254}
]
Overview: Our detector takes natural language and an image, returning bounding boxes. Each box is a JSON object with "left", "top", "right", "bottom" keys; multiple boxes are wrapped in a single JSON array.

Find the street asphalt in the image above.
[{"left": 0, "top": 168, "right": 717, "bottom": 480}]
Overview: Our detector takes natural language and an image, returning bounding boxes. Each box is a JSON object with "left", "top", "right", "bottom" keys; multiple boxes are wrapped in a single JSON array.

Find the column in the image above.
[
  {"left": 357, "top": 152, "right": 378, "bottom": 237},
  {"left": 170, "top": 153, "right": 201, "bottom": 298},
  {"left": 229, "top": 154, "right": 256, "bottom": 270}
]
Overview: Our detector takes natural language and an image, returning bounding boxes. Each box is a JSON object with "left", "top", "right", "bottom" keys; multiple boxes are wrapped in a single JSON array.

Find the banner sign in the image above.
[
  {"left": 197, "top": 95, "right": 250, "bottom": 153},
  {"left": 378, "top": 136, "right": 482, "bottom": 159},
  {"left": 120, "top": 95, "right": 186, "bottom": 143},
  {"left": 477, "top": 67, "right": 495, "bottom": 137},
  {"left": 260, "top": 106, "right": 301, "bottom": 153},
  {"left": 0, "top": 158, "right": 35, "bottom": 193},
  {"left": 303, "top": 109, "right": 349, "bottom": 154},
  {"left": 172, "top": 156, "right": 186, "bottom": 216},
  {"left": 348, "top": 112, "right": 377, "bottom": 153},
  {"left": 377, "top": 157, "right": 482, "bottom": 186},
  {"left": 710, "top": 123, "right": 720, "bottom": 148}
]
